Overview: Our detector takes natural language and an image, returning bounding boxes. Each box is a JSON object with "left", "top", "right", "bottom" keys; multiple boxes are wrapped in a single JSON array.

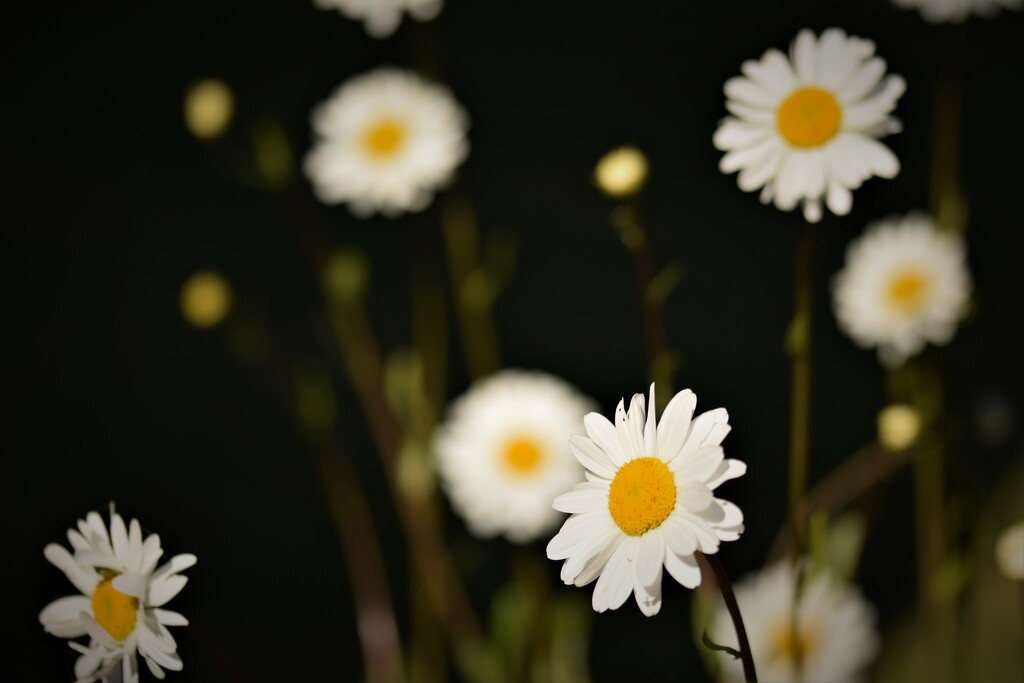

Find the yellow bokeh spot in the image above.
[
  {"left": 776, "top": 87, "right": 842, "bottom": 148},
  {"left": 184, "top": 79, "right": 234, "bottom": 140},
  {"left": 886, "top": 270, "right": 931, "bottom": 314},
  {"left": 91, "top": 578, "right": 138, "bottom": 642},
  {"left": 878, "top": 404, "right": 922, "bottom": 451},
  {"left": 363, "top": 120, "right": 406, "bottom": 158},
  {"left": 594, "top": 146, "right": 649, "bottom": 198},
  {"left": 181, "top": 271, "right": 232, "bottom": 328},
  {"left": 772, "top": 622, "right": 816, "bottom": 667},
  {"left": 503, "top": 437, "right": 544, "bottom": 475},
  {"left": 608, "top": 457, "right": 676, "bottom": 536}
]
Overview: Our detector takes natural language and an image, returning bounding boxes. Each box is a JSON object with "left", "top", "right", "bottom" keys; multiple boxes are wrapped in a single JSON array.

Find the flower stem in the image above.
[
  {"left": 699, "top": 552, "right": 758, "bottom": 683},
  {"left": 787, "top": 221, "right": 814, "bottom": 561}
]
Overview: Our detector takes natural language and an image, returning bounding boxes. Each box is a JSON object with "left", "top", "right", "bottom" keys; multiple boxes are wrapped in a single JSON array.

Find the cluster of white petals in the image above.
[
  {"left": 893, "top": 0, "right": 1022, "bottom": 23},
  {"left": 312, "top": 0, "right": 443, "bottom": 38},
  {"left": 39, "top": 509, "right": 195, "bottom": 683}
]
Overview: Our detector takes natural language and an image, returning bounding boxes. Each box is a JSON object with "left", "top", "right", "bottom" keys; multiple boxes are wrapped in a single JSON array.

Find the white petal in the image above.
[
  {"left": 111, "top": 514, "right": 129, "bottom": 564},
  {"left": 660, "top": 515, "right": 699, "bottom": 557},
  {"left": 569, "top": 435, "right": 617, "bottom": 480},
  {"left": 112, "top": 573, "right": 147, "bottom": 600},
  {"left": 634, "top": 564, "right": 663, "bottom": 617},
  {"left": 148, "top": 575, "right": 188, "bottom": 608},
  {"left": 74, "top": 645, "right": 105, "bottom": 679},
  {"left": 39, "top": 596, "right": 91, "bottom": 638},
  {"left": 724, "top": 76, "right": 777, "bottom": 109},
  {"left": 635, "top": 531, "right": 665, "bottom": 588},
  {"left": 657, "top": 389, "right": 696, "bottom": 463},
  {"left": 826, "top": 181, "right": 853, "bottom": 215},
  {"left": 44, "top": 544, "right": 99, "bottom": 596},
  {"left": 151, "top": 554, "right": 197, "bottom": 581},
  {"left": 592, "top": 537, "right": 637, "bottom": 612},
  {"left": 552, "top": 485, "right": 608, "bottom": 514},
  {"left": 678, "top": 481, "right": 713, "bottom": 512},
  {"left": 126, "top": 520, "right": 144, "bottom": 573},
  {"left": 81, "top": 612, "right": 120, "bottom": 649},
  {"left": 706, "top": 459, "right": 748, "bottom": 490},
  {"left": 643, "top": 384, "right": 658, "bottom": 456},
  {"left": 136, "top": 624, "right": 183, "bottom": 671},
  {"left": 673, "top": 446, "right": 725, "bottom": 483},
  {"left": 740, "top": 50, "right": 798, "bottom": 97},
  {"left": 152, "top": 609, "right": 189, "bottom": 627},
  {"left": 583, "top": 413, "right": 629, "bottom": 467},
  {"left": 791, "top": 29, "right": 819, "bottom": 83},
  {"left": 664, "top": 551, "right": 702, "bottom": 589}
]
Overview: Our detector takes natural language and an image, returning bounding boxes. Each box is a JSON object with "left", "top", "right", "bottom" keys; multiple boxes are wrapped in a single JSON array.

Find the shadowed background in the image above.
[{"left": 4, "top": 0, "right": 1024, "bottom": 680}]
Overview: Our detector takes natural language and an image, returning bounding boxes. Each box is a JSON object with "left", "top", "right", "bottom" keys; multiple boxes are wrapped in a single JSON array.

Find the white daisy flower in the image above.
[
  {"left": 833, "top": 213, "right": 971, "bottom": 367},
  {"left": 714, "top": 28, "right": 906, "bottom": 223},
  {"left": 312, "top": 0, "right": 443, "bottom": 39},
  {"left": 433, "top": 370, "right": 596, "bottom": 543},
  {"left": 711, "top": 560, "right": 879, "bottom": 683},
  {"left": 546, "top": 385, "right": 746, "bottom": 616},
  {"left": 893, "top": 0, "right": 1021, "bottom": 23},
  {"left": 39, "top": 508, "right": 196, "bottom": 683},
  {"left": 304, "top": 67, "right": 469, "bottom": 218}
]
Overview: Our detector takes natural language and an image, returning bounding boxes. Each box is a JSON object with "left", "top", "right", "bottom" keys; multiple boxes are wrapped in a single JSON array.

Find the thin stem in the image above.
[
  {"left": 698, "top": 553, "right": 758, "bottom": 683},
  {"left": 787, "top": 221, "right": 814, "bottom": 561}
]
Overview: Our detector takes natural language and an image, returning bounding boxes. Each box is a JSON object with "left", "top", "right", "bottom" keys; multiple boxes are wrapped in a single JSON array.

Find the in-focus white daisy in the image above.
[
  {"left": 893, "top": 0, "right": 1021, "bottom": 23},
  {"left": 714, "top": 28, "right": 905, "bottom": 223},
  {"left": 305, "top": 68, "right": 469, "bottom": 218},
  {"left": 312, "top": 0, "right": 443, "bottom": 39},
  {"left": 833, "top": 213, "right": 971, "bottom": 367},
  {"left": 39, "top": 508, "right": 196, "bottom": 683},
  {"left": 547, "top": 385, "right": 746, "bottom": 616},
  {"left": 433, "top": 370, "right": 596, "bottom": 543},
  {"left": 712, "top": 561, "right": 879, "bottom": 682}
]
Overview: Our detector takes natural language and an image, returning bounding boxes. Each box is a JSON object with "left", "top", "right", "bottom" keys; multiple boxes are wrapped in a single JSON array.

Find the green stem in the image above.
[
  {"left": 787, "top": 222, "right": 814, "bottom": 561},
  {"left": 700, "top": 553, "right": 758, "bottom": 683}
]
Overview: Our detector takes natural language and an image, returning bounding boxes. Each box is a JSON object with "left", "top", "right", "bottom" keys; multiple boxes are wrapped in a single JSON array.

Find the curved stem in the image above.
[{"left": 699, "top": 552, "right": 758, "bottom": 683}]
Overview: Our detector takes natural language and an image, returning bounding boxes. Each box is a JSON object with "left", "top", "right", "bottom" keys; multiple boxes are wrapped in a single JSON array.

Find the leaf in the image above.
[{"left": 702, "top": 629, "right": 742, "bottom": 660}]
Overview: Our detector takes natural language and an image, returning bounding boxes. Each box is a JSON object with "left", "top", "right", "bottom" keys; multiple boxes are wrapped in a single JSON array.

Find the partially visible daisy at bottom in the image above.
[
  {"left": 833, "top": 213, "right": 971, "bottom": 367},
  {"left": 39, "top": 507, "right": 195, "bottom": 683},
  {"left": 312, "top": 0, "right": 443, "bottom": 39},
  {"left": 892, "top": 0, "right": 1021, "bottom": 23},
  {"left": 711, "top": 560, "right": 879, "bottom": 683},
  {"left": 433, "top": 370, "right": 596, "bottom": 543},
  {"left": 547, "top": 385, "right": 746, "bottom": 616}
]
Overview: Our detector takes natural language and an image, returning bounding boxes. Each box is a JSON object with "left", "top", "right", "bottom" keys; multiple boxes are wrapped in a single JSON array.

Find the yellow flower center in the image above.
[
  {"left": 503, "top": 437, "right": 544, "bottom": 475},
  {"left": 608, "top": 457, "right": 677, "bottom": 536},
  {"left": 886, "top": 270, "right": 931, "bottom": 314},
  {"left": 363, "top": 120, "right": 405, "bottom": 158},
  {"left": 772, "top": 622, "right": 817, "bottom": 668},
  {"left": 776, "top": 87, "right": 842, "bottom": 148},
  {"left": 91, "top": 577, "right": 139, "bottom": 641}
]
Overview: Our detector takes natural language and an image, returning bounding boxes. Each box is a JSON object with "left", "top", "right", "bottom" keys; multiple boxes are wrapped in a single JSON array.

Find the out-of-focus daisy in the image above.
[
  {"left": 833, "top": 213, "right": 971, "bottom": 367},
  {"left": 893, "top": 0, "right": 1021, "bottom": 23},
  {"left": 711, "top": 560, "right": 879, "bottom": 683},
  {"left": 547, "top": 386, "right": 746, "bottom": 616},
  {"left": 39, "top": 508, "right": 195, "bottom": 683},
  {"left": 433, "top": 370, "right": 596, "bottom": 543},
  {"left": 312, "top": 0, "right": 443, "bottom": 39},
  {"left": 304, "top": 68, "right": 469, "bottom": 218},
  {"left": 995, "top": 520, "right": 1024, "bottom": 581},
  {"left": 714, "top": 28, "right": 905, "bottom": 223}
]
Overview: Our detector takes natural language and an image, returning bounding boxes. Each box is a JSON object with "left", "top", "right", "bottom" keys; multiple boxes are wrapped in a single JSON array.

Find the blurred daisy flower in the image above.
[
  {"left": 433, "top": 370, "right": 595, "bottom": 543},
  {"left": 39, "top": 508, "right": 195, "bottom": 683},
  {"left": 995, "top": 520, "right": 1024, "bottom": 581},
  {"left": 833, "top": 213, "right": 971, "bottom": 367},
  {"left": 547, "top": 386, "right": 746, "bottom": 616},
  {"left": 893, "top": 0, "right": 1021, "bottom": 23},
  {"left": 714, "top": 28, "right": 905, "bottom": 223},
  {"left": 711, "top": 560, "right": 879, "bottom": 683},
  {"left": 312, "top": 0, "right": 443, "bottom": 39},
  {"left": 304, "top": 68, "right": 469, "bottom": 218}
]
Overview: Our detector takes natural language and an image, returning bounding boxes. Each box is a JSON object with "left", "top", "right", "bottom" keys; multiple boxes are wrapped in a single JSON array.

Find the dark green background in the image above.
[{"left": 4, "top": 0, "right": 1023, "bottom": 680}]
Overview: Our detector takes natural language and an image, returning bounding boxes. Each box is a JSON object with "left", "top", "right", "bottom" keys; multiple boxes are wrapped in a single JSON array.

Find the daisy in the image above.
[
  {"left": 714, "top": 28, "right": 905, "bottom": 223},
  {"left": 893, "top": 0, "right": 1021, "bottom": 23},
  {"left": 312, "top": 0, "right": 443, "bottom": 39},
  {"left": 304, "top": 67, "right": 469, "bottom": 218},
  {"left": 433, "top": 370, "right": 596, "bottom": 543},
  {"left": 39, "top": 508, "right": 195, "bottom": 683},
  {"left": 832, "top": 213, "right": 971, "bottom": 367},
  {"left": 547, "top": 385, "right": 746, "bottom": 616},
  {"left": 711, "top": 560, "right": 879, "bottom": 683}
]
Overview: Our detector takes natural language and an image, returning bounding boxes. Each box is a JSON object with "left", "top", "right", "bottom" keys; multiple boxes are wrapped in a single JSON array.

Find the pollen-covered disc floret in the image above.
[
  {"left": 832, "top": 213, "right": 971, "bottom": 367},
  {"left": 892, "top": 0, "right": 1021, "bottom": 24},
  {"left": 312, "top": 0, "right": 443, "bottom": 38},
  {"left": 547, "top": 385, "right": 747, "bottom": 616},
  {"left": 433, "top": 370, "right": 596, "bottom": 543},
  {"left": 711, "top": 560, "right": 880, "bottom": 683},
  {"left": 39, "top": 507, "right": 196, "bottom": 683},
  {"left": 713, "top": 28, "right": 905, "bottom": 223},
  {"left": 304, "top": 67, "right": 469, "bottom": 218}
]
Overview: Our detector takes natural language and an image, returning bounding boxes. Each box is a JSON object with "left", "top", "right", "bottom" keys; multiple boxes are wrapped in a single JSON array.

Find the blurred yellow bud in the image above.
[
  {"left": 323, "top": 250, "right": 369, "bottom": 303},
  {"left": 877, "top": 404, "right": 921, "bottom": 450},
  {"left": 181, "top": 271, "right": 232, "bottom": 328},
  {"left": 594, "top": 146, "right": 649, "bottom": 198},
  {"left": 184, "top": 79, "right": 234, "bottom": 140}
]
